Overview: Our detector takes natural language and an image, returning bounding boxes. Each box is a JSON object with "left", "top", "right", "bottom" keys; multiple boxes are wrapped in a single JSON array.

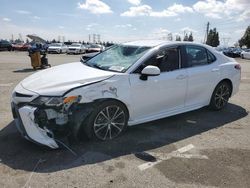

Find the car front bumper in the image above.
[{"left": 11, "top": 102, "right": 59, "bottom": 149}]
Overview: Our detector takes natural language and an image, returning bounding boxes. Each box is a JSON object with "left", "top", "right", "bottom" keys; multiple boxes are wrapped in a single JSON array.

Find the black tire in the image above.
[
  {"left": 59, "top": 50, "right": 62, "bottom": 54},
  {"left": 209, "top": 81, "right": 232, "bottom": 111},
  {"left": 83, "top": 100, "right": 128, "bottom": 141}
]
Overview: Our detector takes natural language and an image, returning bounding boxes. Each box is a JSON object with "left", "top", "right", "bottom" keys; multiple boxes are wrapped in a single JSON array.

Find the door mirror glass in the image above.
[{"left": 140, "top": 65, "right": 160, "bottom": 80}]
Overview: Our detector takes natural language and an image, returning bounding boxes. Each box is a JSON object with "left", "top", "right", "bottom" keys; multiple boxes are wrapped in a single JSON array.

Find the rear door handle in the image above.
[
  {"left": 176, "top": 74, "right": 187, "bottom": 80},
  {"left": 211, "top": 68, "right": 219, "bottom": 72}
]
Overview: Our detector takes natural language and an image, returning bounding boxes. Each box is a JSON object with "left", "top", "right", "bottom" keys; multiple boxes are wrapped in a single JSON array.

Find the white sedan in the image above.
[
  {"left": 11, "top": 40, "right": 241, "bottom": 148},
  {"left": 241, "top": 49, "right": 250, "bottom": 59},
  {"left": 47, "top": 43, "right": 68, "bottom": 54},
  {"left": 67, "top": 43, "right": 86, "bottom": 54}
]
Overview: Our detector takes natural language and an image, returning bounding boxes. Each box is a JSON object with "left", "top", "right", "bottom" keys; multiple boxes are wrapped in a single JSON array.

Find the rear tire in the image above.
[
  {"left": 83, "top": 101, "right": 128, "bottom": 141},
  {"left": 209, "top": 81, "right": 232, "bottom": 110}
]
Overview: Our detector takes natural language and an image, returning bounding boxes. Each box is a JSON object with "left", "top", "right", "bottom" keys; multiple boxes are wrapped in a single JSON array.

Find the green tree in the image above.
[
  {"left": 188, "top": 33, "right": 194, "bottom": 41},
  {"left": 238, "top": 26, "right": 250, "bottom": 48},
  {"left": 206, "top": 28, "right": 220, "bottom": 47},
  {"left": 183, "top": 34, "right": 189, "bottom": 41},
  {"left": 176, "top": 35, "right": 181, "bottom": 41}
]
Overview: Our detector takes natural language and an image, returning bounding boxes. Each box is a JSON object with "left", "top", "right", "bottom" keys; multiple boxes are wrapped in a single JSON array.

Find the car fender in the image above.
[{"left": 64, "top": 74, "right": 132, "bottom": 117}]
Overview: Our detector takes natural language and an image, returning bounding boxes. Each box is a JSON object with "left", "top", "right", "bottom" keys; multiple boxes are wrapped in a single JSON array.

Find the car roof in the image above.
[
  {"left": 122, "top": 40, "right": 212, "bottom": 49},
  {"left": 123, "top": 40, "right": 167, "bottom": 47}
]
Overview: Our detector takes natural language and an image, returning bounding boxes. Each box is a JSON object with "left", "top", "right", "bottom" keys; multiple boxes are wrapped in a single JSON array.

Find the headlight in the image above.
[{"left": 31, "top": 96, "right": 81, "bottom": 107}]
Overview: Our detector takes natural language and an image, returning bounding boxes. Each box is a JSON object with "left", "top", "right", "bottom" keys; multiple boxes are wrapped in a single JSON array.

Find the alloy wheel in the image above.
[
  {"left": 214, "top": 84, "right": 230, "bottom": 109},
  {"left": 93, "top": 105, "right": 126, "bottom": 140}
]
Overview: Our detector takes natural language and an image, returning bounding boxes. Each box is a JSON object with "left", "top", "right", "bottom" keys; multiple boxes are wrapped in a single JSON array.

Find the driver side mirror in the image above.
[{"left": 140, "top": 65, "right": 160, "bottom": 81}]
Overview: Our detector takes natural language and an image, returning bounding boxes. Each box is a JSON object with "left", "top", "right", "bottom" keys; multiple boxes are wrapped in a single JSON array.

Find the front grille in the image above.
[{"left": 15, "top": 92, "right": 33, "bottom": 98}]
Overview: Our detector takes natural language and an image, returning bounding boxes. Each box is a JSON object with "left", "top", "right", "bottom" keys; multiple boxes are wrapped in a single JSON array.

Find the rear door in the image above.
[{"left": 183, "top": 45, "right": 220, "bottom": 107}]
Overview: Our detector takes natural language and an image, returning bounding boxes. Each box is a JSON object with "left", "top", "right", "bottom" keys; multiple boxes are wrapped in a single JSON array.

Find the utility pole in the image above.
[
  {"left": 204, "top": 22, "right": 210, "bottom": 43},
  {"left": 88, "top": 34, "right": 91, "bottom": 43},
  {"left": 93, "top": 34, "right": 96, "bottom": 43}
]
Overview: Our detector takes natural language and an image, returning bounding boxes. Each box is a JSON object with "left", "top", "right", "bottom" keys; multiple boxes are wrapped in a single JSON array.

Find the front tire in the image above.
[
  {"left": 209, "top": 81, "right": 232, "bottom": 110},
  {"left": 83, "top": 101, "right": 128, "bottom": 141}
]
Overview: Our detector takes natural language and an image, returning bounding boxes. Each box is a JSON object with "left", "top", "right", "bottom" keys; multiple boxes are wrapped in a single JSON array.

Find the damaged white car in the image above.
[{"left": 11, "top": 40, "right": 241, "bottom": 149}]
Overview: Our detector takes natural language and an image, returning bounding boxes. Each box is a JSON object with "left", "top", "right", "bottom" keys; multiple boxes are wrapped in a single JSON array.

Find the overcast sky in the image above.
[{"left": 0, "top": 0, "right": 249, "bottom": 46}]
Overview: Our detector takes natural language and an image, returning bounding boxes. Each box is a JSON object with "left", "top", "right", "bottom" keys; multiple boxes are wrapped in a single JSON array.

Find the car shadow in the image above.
[
  {"left": 0, "top": 103, "right": 248, "bottom": 173},
  {"left": 13, "top": 68, "right": 36, "bottom": 73}
]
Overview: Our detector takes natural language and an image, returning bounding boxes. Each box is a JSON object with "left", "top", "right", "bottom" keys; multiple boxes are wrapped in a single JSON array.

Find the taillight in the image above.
[{"left": 235, "top": 64, "right": 241, "bottom": 70}]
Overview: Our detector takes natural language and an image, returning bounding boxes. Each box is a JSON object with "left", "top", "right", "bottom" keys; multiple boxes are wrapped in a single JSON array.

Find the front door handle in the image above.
[{"left": 176, "top": 74, "right": 187, "bottom": 80}]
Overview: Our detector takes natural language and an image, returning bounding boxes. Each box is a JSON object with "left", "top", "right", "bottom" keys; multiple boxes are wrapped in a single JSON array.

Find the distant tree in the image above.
[
  {"left": 188, "top": 32, "right": 194, "bottom": 41},
  {"left": 167, "top": 33, "right": 173, "bottom": 41},
  {"left": 183, "top": 34, "right": 189, "bottom": 41},
  {"left": 206, "top": 28, "right": 220, "bottom": 47},
  {"left": 14, "top": 39, "right": 22, "bottom": 43},
  {"left": 238, "top": 25, "right": 250, "bottom": 48},
  {"left": 52, "top": 39, "right": 56, "bottom": 43},
  {"left": 175, "top": 35, "right": 181, "bottom": 41}
]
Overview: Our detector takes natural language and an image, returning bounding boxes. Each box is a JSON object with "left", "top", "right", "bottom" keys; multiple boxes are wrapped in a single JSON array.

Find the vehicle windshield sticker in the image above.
[{"left": 109, "top": 66, "right": 125, "bottom": 72}]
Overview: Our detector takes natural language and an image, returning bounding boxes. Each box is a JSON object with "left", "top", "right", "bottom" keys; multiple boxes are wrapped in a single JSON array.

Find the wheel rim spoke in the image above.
[
  {"left": 103, "top": 127, "right": 109, "bottom": 140},
  {"left": 106, "top": 107, "right": 110, "bottom": 119},
  {"left": 95, "top": 124, "right": 107, "bottom": 133},
  {"left": 100, "top": 111, "right": 109, "bottom": 121},
  {"left": 113, "top": 111, "right": 124, "bottom": 120},
  {"left": 111, "top": 107, "right": 120, "bottom": 120},
  {"left": 111, "top": 123, "right": 123, "bottom": 132}
]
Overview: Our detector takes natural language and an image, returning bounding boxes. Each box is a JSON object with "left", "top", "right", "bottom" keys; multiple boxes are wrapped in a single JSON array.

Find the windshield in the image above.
[
  {"left": 90, "top": 44, "right": 100, "bottom": 48},
  {"left": 84, "top": 44, "right": 151, "bottom": 72},
  {"left": 51, "top": 43, "right": 62, "bottom": 47}
]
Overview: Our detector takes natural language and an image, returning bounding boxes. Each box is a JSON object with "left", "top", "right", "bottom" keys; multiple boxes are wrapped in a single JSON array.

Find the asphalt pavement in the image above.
[{"left": 0, "top": 51, "right": 250, "bottom": 188}]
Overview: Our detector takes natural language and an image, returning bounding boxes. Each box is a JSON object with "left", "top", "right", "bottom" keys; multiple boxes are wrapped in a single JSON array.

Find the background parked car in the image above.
[
  {"left": 223, "top": 47, "right": 242, "bottom": 58},
  {"left": 0, "top": 40, "right": 13, "bottom": 51},
  {"left": 86, "top": 44, "right": 105, "bottom": 53},
  {"left": 241, "top": 49, "right": 250, "bottom": 59},
  {"left": 67, "top": 43, "right": 86, "bottom": 54},
  {"left": 47, "top": 43, "right": 68, "bottom": 54},
  {"left": 12, "top": 43, "right": 31, "bottom": 51}
]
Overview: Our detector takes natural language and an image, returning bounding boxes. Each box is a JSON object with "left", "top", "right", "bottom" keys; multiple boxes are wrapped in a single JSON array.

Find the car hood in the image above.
[
  {"left": 21, "top": 62, "right": 115, "bottom": 96},
  {"left": 69, "top": 47, "right": 80, "bottom": 49}
]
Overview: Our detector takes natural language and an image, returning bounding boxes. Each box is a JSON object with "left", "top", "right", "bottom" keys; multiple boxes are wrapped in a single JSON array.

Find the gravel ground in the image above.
[{"left": 0, "top": 51, "right": 249, "bottom": 188}]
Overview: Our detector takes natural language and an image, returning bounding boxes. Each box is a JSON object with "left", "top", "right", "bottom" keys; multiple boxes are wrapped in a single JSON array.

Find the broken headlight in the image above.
[{"left": 31, "top": 96, "right": 81, "bottom": 107}]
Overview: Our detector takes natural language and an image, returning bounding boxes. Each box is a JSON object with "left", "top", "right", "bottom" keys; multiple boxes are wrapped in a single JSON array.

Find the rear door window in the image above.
[{"left": 184, "top": 45, "right": 216, "bottom": 67}]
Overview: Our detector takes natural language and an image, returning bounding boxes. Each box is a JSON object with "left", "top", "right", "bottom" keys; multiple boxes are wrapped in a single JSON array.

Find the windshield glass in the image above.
[
  {"left": 84, "top": 44, "right": 151, "bottom": 72},
  {"left": 51, "top": 43, "right": 62, "bottom": 47},
  {"left": 90, "top": 44, "right": 100, "bottom": 48}
]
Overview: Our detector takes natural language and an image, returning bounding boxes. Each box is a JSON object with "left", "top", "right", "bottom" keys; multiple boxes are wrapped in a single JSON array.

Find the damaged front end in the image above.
[{"left": 12, "top": 95, "right": 90, "bottom": 149}]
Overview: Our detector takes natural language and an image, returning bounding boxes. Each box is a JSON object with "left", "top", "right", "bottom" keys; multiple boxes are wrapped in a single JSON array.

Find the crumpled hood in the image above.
[{"left": 21, "top": 62, "right": 115, "bottom": 96}]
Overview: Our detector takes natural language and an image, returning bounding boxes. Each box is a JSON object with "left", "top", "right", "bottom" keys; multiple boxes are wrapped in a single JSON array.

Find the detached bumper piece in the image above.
[{"left": 12, "top": 103, "right": 62, "bottom": 149}]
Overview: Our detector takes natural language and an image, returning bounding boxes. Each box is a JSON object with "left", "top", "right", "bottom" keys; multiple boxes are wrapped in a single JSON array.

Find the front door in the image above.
[{"left": 129, "top": 46, "right": 188, "bottom": 122}]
